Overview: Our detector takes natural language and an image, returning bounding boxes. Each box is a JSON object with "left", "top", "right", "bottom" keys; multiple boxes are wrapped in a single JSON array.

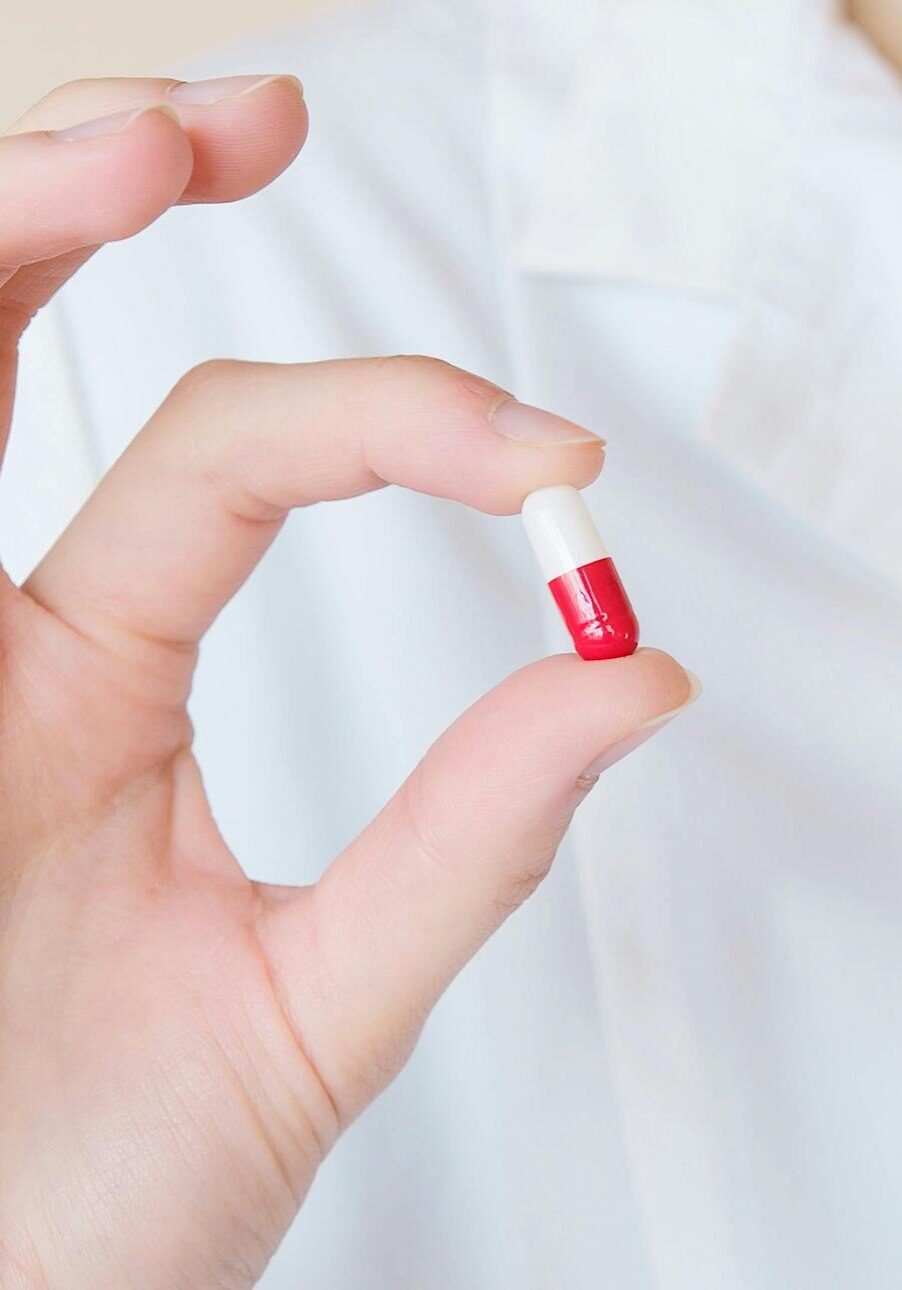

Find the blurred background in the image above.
[
  {"left": 6, "top": 0, "right": 902, "bottom": 128},
  {"left": 3, "top": 0, "right": 334, "bottom": 125}
]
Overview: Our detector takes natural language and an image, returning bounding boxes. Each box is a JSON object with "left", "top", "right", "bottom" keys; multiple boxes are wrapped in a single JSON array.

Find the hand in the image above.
[{"left": 0, "top": 76, "right": 695, "bottom": 1289}]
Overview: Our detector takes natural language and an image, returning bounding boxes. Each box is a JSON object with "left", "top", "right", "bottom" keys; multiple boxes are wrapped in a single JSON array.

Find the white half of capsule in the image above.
[{"left": 521, "top": 485, "right": 609, "bottom": 583}]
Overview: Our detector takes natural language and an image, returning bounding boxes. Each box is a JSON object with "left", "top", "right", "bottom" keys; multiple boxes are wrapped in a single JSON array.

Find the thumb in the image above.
[{"left": 259, "top": 648, "right": 699, "bottom": 1122}]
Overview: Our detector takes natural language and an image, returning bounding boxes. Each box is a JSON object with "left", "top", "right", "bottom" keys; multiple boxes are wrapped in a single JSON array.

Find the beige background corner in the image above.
[
  {"left": 3, "top": 0, "right": 332, "bottom": 127},
  {"left": 7, "top": 1, "right": 902, "bottom": 131}
]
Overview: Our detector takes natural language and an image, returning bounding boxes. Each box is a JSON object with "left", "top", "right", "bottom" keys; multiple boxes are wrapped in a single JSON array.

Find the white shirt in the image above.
[{"left": 6, "top": 1, "right": 902, "bottom": 1285}]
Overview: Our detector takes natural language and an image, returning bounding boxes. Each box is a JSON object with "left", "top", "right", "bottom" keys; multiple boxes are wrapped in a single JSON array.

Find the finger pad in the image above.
[
  {"left": 0, "top": 117, "right": 193, "bottom": 264},
  {"left": 178, "top": 91, "right": 309, "bottom": 204},
  {"left": 439, "top": 650, "right": 692, "bottom": 787}
]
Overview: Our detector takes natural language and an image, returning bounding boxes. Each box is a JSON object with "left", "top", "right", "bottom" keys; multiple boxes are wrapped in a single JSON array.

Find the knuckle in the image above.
[
  {"left": 165, "top": 360, "right": 287, "bottom": 524},
  {"left": 371, "top": 352, "right": 451, "bottom": 377},
  {"left": 335, "top": 1019, "right": 422, "bottom": 1115},
  {"left": 493, "top": 847, "right": 557, "bottom": 919},
  {"left": 167, "top": 358, "right": 249, "bottom": 409},
  {"left": 174, "top": 356, "right": 242, "bottom": 390},
  {"left": 397, "top": 773, "right": 457, "bottom": 880},
  {"left": 369, "top": 354, "right": 505, "bottom": 411}
]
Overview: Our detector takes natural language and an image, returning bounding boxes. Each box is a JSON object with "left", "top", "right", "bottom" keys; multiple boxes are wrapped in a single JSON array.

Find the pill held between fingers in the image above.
[{"left": 521, "top": 484, "right": 639, "bottom": 661}]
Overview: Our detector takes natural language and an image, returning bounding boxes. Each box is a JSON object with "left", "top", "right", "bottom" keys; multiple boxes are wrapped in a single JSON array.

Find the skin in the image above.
[
  {"left": 0, "top": 75, "right": 697, "bottom": 1288},
  {"left": 850, "top": 0, "right": 902, "bottom": 73}
]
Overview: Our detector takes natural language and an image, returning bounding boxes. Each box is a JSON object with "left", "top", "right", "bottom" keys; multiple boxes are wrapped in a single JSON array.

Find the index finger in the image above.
[
  {"left": 0, "top": 75, "right": 307, "bottom": 315},
  {"left": 0, "top": 73, "right": 308, "bottom": 464},
  {"left": 5, "top": 74, "right": 308, "bottom": 208},
  {"left": 24, "top": 357, "right": 606, "bottom": 658}
]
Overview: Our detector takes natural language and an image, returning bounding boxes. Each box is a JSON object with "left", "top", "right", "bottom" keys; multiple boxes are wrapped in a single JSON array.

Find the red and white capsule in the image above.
[{"left": 522, "top": 485, "right": 639, "bottom": 661}]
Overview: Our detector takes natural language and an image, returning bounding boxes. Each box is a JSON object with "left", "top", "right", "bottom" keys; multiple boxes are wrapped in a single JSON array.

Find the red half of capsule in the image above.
[{"left": 548, "top": 557, "right": 639, "bottom": 661}]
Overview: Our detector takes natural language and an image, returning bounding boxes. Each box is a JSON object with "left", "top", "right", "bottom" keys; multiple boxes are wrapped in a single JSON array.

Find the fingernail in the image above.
[
  {"left": 490, "top": 397, "right": 605, "bottom": 447},
  {"left": 578, "top": 670, "right": 703, "bottom": 782},
  {"left": 167, "top": 74, "right": 303, "bottom": 106},
  {"left": 49, "top": 104, "right": 178, "bottom": 143}
]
